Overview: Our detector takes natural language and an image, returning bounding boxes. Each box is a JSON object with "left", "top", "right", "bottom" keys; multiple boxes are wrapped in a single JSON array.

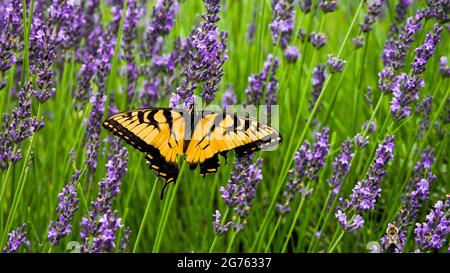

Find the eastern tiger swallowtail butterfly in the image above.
[{"left": 102, "top": 107, "right": 281, "bottom": 198}]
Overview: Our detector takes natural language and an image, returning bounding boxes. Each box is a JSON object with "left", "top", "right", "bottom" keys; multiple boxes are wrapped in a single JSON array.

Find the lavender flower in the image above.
[
  {"left": 353, "top": 133, "right": 369, "bottom": 148},
  {"left": 222, "top": 85, "right": 237, "bottom": 108},
  {"left": 48, "top": 0, "right": 85, "bottom": 49},
  {"left": 284, "top": 45, "right": 300, "bottom": 63},
  {"left": 378, "top": 66, "right": 396, "bottom": 93},
  {"left": 212, "top": 210, "right": 230, "bottom": 236},
  {"left": 394, "top": 0, "right": 412, "bottom": 23},
  {"left": 29, "top": 15, "right": 56, "bottom": 103},
  {"left": 140, "top": 0, "right": 179, "bottom": 106},
  {"left": 382, "top": 11, "right": 425, "bottom": 69},
  {"left": 143, "top": 0, "right": 178, "bottom": 61},
  {"left": 309, "top": 64, "right": 327, "bottom": 111},
  {"left": 309, "top": 32, "right": 327, "bottom": 49},
  {"left": 381, "top": 149, "right": 436, "bottom": 252},
  {"left": 328, "top": 139, "right": 354, "bottom": 196},
  {"left": 362, "top": 120, "right": 376, "bottom": 134},
  {"left": 337, "top": 136, "right": 395, "bottom": 231},
  {"left": 85, "top": 35, "right": 114, "bottom": 174},
  {"left": 122, "top": 0, "right": 143, "bottom": 102},
  {"left": 245, "top": 54, "right": 279, "bottom": 106},
  {"left": 0, "top": 83, "right": 44, "bottom": 170},
  {"left": 269, "top": 0, "right": 296, "bottom": 49},
  {"left": 352, "top": 36, "right": 365, "bottom": 49},
  {"left": 277, "top": 128, "right": 330, "bottom": 214},
  {"left": 0, "top": 0, "right": 22, "bottom": 76},
  {"left": 335, "top": 210, "right": 364, "bottom": 232},
  {"left": 119, "top": 226, "right": 132, "bottom": 253},
  {"left": 298, "top": 0, "right": 312, "bottom": 13},
  {"left": 360, "top": 0, "right": 385, "bottom": 32},
  {"left": 439, "top": 56, "right": 450, "bottom": 78},
  {"left": 81, "top": 138, "right": 128, "bottom": 253},
  {"left": 319, "top": 0, "right": 338, "bottom": 13},
  {"left": 327, "top": 54, "right": 346, "bottom": 73},
  {"left": 348, "top": 135, "right": 394, "bottom": 211},
  {"left": 217, "top": 155, "right": 264, "bottom": 232},
  {"left": 412, "top": 24, "right": 443, "bottom": 75},
  {"left": 414, "top": 197, "right": 450, "bottom": 252},
  {"left": 390, "top": 73, "right": 424, "bottom": 120},
  {"left": 85, "top": 92, "right": 106, "bottom": 174},
  {"left": 2, "top": 224, "right": 28, "bottom": 253},
  {"left": 171, "top": 0, "right": 228, "bottom": 107},
  {"left": 48, "top": 171, "right": 81, "bottom": 246}
]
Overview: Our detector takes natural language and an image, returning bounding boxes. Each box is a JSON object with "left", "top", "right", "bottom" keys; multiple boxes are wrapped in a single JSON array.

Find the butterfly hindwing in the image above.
[
  {"left": 102, "top": 108, "right": 185, "bottom": 183},
  {"left": 185, "top": 111, "right": 281, "bottom": 176}
]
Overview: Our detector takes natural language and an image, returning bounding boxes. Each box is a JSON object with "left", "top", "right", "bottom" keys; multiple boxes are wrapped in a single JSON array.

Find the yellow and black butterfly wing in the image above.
[
  {"left": 185, "top": 111, "right": 281, "bottom": 176},
  {"left": 102, "top": 108, "right": 185, "bottom": 183}
]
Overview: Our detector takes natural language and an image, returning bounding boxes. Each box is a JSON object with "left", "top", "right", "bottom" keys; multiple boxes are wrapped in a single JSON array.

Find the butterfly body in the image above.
[{"left": 103, "top": 107, "right": 281, "bottom": 187}]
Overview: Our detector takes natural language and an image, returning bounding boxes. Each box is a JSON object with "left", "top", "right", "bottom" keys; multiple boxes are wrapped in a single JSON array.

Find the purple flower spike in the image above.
[
  {"left": 390, "top": 73, "right": 424, "bottom": 120},
  {"left": 122, "top": 0, "right": 143, "bottom": 101},
  {"left": 298, "top": 0, "right": 312, "bottom": 13},
  {"left": 212, "top": 210, "right": 230, "bottom": 236},
  {"left": 309, "top": 32, "right": 327, "bottom": 49},
  {"left": 382, "top": 11, "right": 425, "bottom": 69},
  {"left": 352, "top": 36, "right": 365, "bottom": 49},
  {"left": 119, "top": 226, "right": 132, "bottom": 253},
  {"left": 217, "top": 155, "right": 264, "bottom": 232},
  {"left": 439, "top": 56, "right": 450, "bottom": 78},
  {"left": 81, "top": 138, "right": 128, "bottom": 253},
  {"left": 360, "top": 0, "right": 385, "bottom": 32},
  {"left": 327, "top": 54, "right": 346, "bottom": 73},
  {"left": 0, "top": 0, "right": 22, "bottom": 74},
  {"left": 348, "top": 135, "right": 395, "bottom": 211},
  {"left": 414, "top": 196, "right": 450, "bottom": 252},
  {"left": 394, "top": 0, "right": 412, "bottom": 23},
  {"left": 222, "top": 85, "right": 237, "bottom": 108},
  {"left": 269, "top": 0, "right": 296, "bottom": 49},
  {"left": 335, "top": 209, "right": 364, "bottom": 232},
  {"left": 378, "top": 66, "right": 396, "bottom": 93},
  {"left": 29, "top": 15, "right": 57, "bottom": 103},
  {"left": 171, "top": 0, "right": 228, "bottom": 108},
  {"left": 48, "top": 171, "right": 81, "bottom": 246},
  {"left": 319, "top": 0, "right": 339, "bottom": 13},
  {"left": 310, "top": 64, "right": 328, "bottom": 111},
  {"left": 1, "top": 83, "right": 44, "bottom": 170},
  {"left": 245, "top": 54, "right": 279, "bottom": 106},
  {"left": 328, "top": 139, "right": 354, "bottom": 196},
  {"left": 382, "top": 149, "right": 436, "bottom": 252},
  {"left": 2, "top": 224, "right": 29, "bottom": 253},
  {"left": 412, "top": 24, "right": 442, "bottom": 75},
  {"left": 278, "top": 128, "right": 330, "bottom": 214},
  {"left": 336, "top": 136, "right": 394, "bottom": 232},
  {"left": 284, "top": 45, "right": 300, "bottom": 63}
]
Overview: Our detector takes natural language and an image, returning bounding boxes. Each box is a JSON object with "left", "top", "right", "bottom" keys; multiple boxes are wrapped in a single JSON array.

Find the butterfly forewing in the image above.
[{"left": 102, "top": 108, "right": 185, "bottom": 182}]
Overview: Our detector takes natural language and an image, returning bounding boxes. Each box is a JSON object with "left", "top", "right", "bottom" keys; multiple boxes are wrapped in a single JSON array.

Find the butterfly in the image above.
[{"left": 102, "top": 107, "right": 282, "bottom": 197}]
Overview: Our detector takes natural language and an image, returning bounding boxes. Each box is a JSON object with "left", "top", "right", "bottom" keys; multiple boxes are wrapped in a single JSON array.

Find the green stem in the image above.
[
  {"left": 152, "top": 163, "right": 186, "bottom": 252},
  {"left": 264, "top": 216, "right": 282, "bottom": 253},
  {"left": 132, "top": 178, "right": 158, "bottom": 253},
  {"left": 281, "top": 195, "right": 306, "bottom": 253}
]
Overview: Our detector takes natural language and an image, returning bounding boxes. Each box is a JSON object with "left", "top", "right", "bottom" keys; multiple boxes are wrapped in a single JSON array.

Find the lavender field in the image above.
[{"left": 0, "top": 0, "right": 449, "bottom": 253}]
